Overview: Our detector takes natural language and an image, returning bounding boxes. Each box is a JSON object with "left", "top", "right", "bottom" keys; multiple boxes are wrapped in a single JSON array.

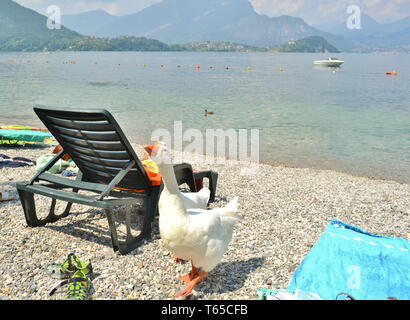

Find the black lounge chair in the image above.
[{"left": 15, "top": 106, "right": 217, "bottom": 254}]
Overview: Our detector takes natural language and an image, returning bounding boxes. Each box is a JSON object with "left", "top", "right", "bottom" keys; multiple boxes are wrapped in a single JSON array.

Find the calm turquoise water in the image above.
[{"left": 0, "top": 52, "right": 409, "bottom": 183}]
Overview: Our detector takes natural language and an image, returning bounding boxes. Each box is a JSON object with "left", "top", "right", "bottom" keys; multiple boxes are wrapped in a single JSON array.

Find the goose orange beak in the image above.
[{"left": 143, "top": 141, "right": 165, "bottom": 157}]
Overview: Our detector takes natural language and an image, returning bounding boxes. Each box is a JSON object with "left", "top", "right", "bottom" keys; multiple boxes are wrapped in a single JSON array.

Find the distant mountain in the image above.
[
  {"left": 72, "top": 0, "right": 351, "bottom": 51},
  {"left": 172, "top": 36, "right": 340, "bottom": 53},
  {"left": 274, "top": 36, "right": 339, "bottom": 53},
  {"left": 61, "top": 10, "right": 120, "bottom": 36},
  {"left": 0, "top": 0, "right": 81, "bottom": 50},
  {"left": 319, "top": 14, "right": 410, "bottom": 52},
  {"left": 0, "top": 0, "right": 340, "bottom": 53},
  {"left": 0, "top": 0, "right": 172, "bottom": 52},
  {"left": 328, "top": 14, "right": 410, "bottom": 38}
]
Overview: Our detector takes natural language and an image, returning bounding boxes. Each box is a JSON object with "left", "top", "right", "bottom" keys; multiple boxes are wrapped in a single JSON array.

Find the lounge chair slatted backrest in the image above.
[
  {"left": 16, "top": 106, "right": 218, "bottom": 255},
  {"left": 34, "top": 107, "right": 152, "bottom": 192}
]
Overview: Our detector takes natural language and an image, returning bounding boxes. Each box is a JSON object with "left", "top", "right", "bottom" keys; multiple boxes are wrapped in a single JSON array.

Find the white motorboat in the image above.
[{"left": 313, "top": 57, "right": 344, "bottom": 67}]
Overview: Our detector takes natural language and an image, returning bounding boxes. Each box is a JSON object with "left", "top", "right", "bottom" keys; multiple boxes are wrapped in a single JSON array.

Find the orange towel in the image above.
[
  {"left": 141, "top": 159, "right": 162, "bottom": 186},
  {"left": 114, "top": 146, "right": 162, "bottom": 193}
]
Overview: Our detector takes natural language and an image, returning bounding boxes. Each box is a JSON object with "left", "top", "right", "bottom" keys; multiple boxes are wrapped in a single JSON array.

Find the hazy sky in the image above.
[{"left": 14, "top": 0, "right": 410, "bottom": 25}]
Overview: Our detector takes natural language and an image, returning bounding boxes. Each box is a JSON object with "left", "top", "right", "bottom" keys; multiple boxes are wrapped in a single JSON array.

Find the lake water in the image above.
[{"left": 0, "top": 51, "right": 409, "bottom": 183}]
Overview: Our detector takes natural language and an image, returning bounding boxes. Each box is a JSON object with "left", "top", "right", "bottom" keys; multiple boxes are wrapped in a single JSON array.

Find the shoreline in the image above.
[
  {"left": 0, "top": 143, "right": 409, "bottom": 300},
  {"left": 1, "top": 133, "right": 409, "bottom": 185},
  {"left": 127, "top": 137, "right": 410, "bottom": 186}
]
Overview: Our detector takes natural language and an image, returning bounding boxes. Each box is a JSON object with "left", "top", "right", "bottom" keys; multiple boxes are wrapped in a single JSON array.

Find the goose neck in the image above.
[{"left": 157, "top": 162, "right": 180, "bottom": 194}]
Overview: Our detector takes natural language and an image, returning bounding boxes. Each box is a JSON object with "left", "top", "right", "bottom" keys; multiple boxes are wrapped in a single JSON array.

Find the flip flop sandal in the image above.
[
  {"left": 47, "top": 253, "right": 93, "bottom": 280},
  {"left": 47, "top": 253, "right": 78, "bottom": 279},
  {"left": 336, "top": 292, "right": 356, "bottom": 300},
  {"left": 48, "top": 255, "right": 94, "bottom": 298},
  {"left": 65, "top": 270, "right": 93, "bottom": 300}
]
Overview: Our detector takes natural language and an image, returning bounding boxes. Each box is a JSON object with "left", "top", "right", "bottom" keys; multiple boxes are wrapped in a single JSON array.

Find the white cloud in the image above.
[
  {"left": 14, "top": 0, "right": 410, "bottom": 22},
  {"left": 14, "top": 0, "right": 162, "bottom": 15},
  {"left": 249, "top": 0, "right": 410, "bottom": 24}
]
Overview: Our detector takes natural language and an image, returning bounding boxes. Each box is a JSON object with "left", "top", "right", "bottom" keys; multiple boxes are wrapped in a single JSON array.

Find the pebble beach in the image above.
[{"left": 0, "top": 143, "right": 409, "bottom": 300}]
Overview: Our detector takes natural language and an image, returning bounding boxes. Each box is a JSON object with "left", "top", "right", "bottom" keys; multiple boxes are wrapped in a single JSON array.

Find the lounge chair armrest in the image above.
[{"left": 29, "top": 149, "right": 65, "bottom": 185}]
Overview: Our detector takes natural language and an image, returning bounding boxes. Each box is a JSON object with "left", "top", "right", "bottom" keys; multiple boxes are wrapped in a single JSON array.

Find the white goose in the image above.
[
  {"left": 143, "top": 142, "right": 210, "bottom": 210},
  {"left": 150, "top": 142, "right": 242, "bottom": 297}
]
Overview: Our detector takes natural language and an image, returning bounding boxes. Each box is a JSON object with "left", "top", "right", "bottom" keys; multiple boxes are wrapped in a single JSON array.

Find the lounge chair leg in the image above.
[
  {"left": 140, "top": 186, "right": 160, "bottom": 240},
  {"left": 105, "top": 208, "right": 120, "bottom": 252},
  {"left": 48, "top": 199, "right": 73, "bottom": 222},
  {"left": 17, "top": 187, "right": 75, "bottom": 227},
  {"left": 17, "top": 188, "right": 40, "bottom": 227},
  {"left": 193, "top": 171, "right": 218, "bottom": 203},
  {"left": 208, "top": 171, "right": 218, "bottom": 203},
  {"left": 173, "top": 163, "right": 197, "bottom": 192},
  {"left": 105, "top": 190, "right": 161, "bottom": 255}
]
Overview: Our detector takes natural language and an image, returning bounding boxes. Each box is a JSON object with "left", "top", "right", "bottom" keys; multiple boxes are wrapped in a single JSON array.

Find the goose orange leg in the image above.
[
  {"left": 176, "top": 270, "right": 207, "bottom": 297},
  {"left": 173, "top": 254, "right": 187, "bottom": 263},
  {"left": 178, "top": 261, "right": 199, "bottom": 284}
]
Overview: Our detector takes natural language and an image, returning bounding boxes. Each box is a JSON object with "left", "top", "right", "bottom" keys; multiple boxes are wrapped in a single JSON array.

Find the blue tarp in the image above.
[
  {"left": 287, "top": 220, "right": 410, "bottom": 300},
  {"left": 0, "top": 129, "right": 52, "bottom": 143}
]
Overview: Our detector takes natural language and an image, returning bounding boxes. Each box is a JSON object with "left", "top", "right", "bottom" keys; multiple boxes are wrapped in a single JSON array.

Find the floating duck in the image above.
[
  {"left": 143, "top": 142, "right": 210, "bottom": 210},
  {"left": 204, "top": 109, "right": 214, "bottom": 116},
  {"left": 149, "top": 142, "right": 242, "bottom": 297}
]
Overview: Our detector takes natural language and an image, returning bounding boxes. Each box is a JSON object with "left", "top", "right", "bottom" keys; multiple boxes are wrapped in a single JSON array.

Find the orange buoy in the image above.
[
  {"left": 225, "top": 66, "right": 229, "bottom": 70},
  {"left": 196, "top": 64, "right": 200, "bottom": 69},
  {"left": 209, "top": 66, "right": 213, "bottom": 70},
  {"left": 8, "top": 59, "right": 14, "bottom": 63},
  {"left": 392, "top": 70, "right": 397, "bottom": 76},
  {"left": 177, "top": 64, "right": 181, "bottom": 68},
  {"left": 386, "top": 72, "right": 391, "bottom": 75},
  {"left": 161, "top": 64, "right": 164, "bottom": 67}
]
